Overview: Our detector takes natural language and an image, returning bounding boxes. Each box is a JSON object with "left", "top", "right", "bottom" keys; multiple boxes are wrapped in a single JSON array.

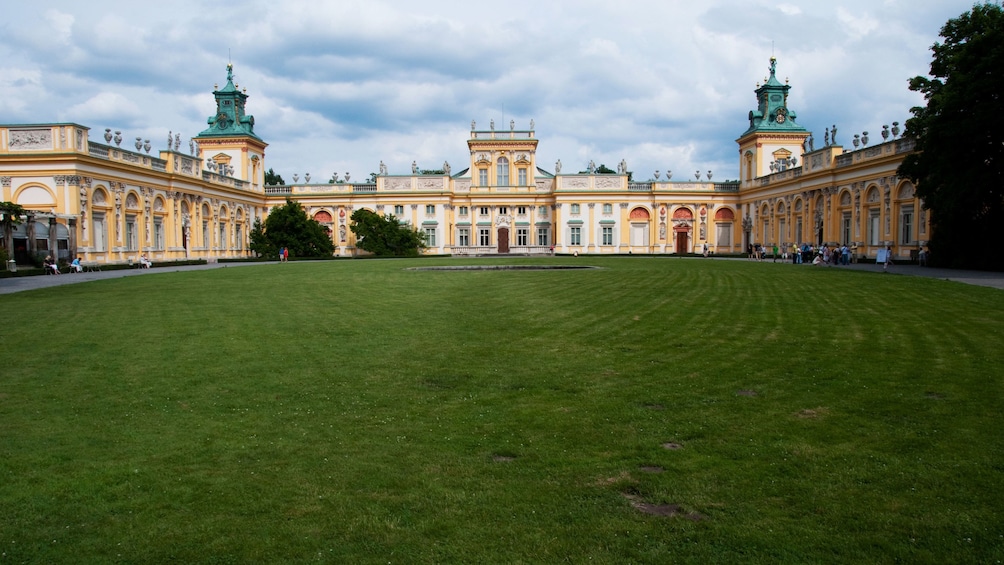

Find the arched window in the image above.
[{"left": 497, "top": 157, "right": 509, "bottom": 186}]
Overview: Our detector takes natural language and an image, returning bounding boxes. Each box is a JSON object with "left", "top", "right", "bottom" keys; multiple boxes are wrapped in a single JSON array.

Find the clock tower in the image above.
[
  {"left": 736, "top": 57, "right": 809, "bottom": 186},
  {"left": 194, "top": 64, "right": 268, "bottom": 190}
]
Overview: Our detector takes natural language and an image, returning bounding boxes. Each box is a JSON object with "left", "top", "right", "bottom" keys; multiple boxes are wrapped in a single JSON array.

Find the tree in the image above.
[
  {"left": 264, "top": 168, "right": 285, "bottom": 186},
  {"left": 898, "top": 3, "right": 1004, "bottom": 270},
  {"left": 349, "top": 209, "right": 426, "bottom": 257},
  {"left": 249, "top": 198, "right": 334, "bottom": 258},
  {"left": 248, "top": 217, "right": 274, "bottom": 259},
  {"left": 0, "top": 201, "right": 27, "bottom": 262}
]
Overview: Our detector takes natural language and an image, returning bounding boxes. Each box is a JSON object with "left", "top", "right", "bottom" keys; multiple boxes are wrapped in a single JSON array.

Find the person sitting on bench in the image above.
[
  {"left": 44, "top": 255, "right": 61, "bottom": 275},
  {"left": 139, "top": 254, "right": 152, "bottom": 269},
  {"left": 70, "top": 257, "right": 83, "bottom": 273}
]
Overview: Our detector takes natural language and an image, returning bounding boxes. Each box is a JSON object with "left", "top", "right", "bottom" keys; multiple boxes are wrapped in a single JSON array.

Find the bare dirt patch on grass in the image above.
[
  {"left": 795, "top": 407, "right": 830, "bottom": 419},
  {"left": 662, "top": 442, "right": 683, "bottom": 450},
  {"left": 736, "top": 389, "right": 758, "bottom": 397},
  {"left": 622, "top": 493, "right": 705, "bottom": 520},
  {"left": 638, "top": 466, "right": 664, "bottom": 473}
]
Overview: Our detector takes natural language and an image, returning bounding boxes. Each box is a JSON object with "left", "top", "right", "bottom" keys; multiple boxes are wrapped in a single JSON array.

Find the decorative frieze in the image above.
[
  {"left": 9, "top": 129, "right": 51, "bottom": 150},
  {"left": 419, "top": 178, "right": 444, "bottom": 190},
  {"left": 385, "top": 178, "right": 411, "bottom": 191}
]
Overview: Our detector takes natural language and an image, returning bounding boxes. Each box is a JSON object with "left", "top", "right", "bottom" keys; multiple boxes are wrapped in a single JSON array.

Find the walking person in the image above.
[{"left": 883, "top": 245, "right": 893, "bottom": 272}]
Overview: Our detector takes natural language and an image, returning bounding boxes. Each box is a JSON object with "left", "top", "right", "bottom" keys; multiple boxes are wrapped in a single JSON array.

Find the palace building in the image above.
[{"left": 0, "top": 59, "right": 927, "bottom": 266}]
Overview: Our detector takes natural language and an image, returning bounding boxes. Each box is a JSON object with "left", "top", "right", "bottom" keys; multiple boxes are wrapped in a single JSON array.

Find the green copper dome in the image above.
[
  {"left": 197, "top": 64, "right": 262, "bottom": 140},
  {"left": 739, "top": 57, "right": 808, "bottom": 137}
]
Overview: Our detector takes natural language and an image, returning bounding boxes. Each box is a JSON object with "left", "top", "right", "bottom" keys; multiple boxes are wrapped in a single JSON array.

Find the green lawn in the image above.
[{"left": 1, "top": 257, "right": 1002, "bottom": 563}]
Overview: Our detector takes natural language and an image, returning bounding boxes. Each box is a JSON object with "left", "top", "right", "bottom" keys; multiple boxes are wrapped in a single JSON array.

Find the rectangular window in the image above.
[
  {"left": 716, "top": 223, "right": 732, "bottom": 247},
  {"left": 603, "top": 203, "right": 612, "bottom": 215},
  {"left": 869, "top": 213, "right": 880, "bottom": 246},
  {"left": 497, "top": 161, "right": 509, "bottom": 185},
  {"left": 537, "top": 228, "right": 549, "bottom": 246},
  {"left": 499, "top": 207, "right": 508, "bottom": 215},
  {"left": 795, "top": 218, "right": 803, "bottom": 243},
  {"left": 479, "top": 169, "right": 488, "bottom": 186},
  {"left": 425, "top": 204, "right": 435, "bottom": 215},
  {"left": 478, "top": 228, "right": 491, "bottom": 246},
  {"left": 901, "top": 208, "right": 913, "bottom": 244},
  {"left": 154, "top": 220, "right": 164, "bottom": 250},
  {"left": 458, "top": 228, "right": 470, "bottom": 247},
  {"left": 235, "top": 225, "right": 242, "bottom": 250},
  {"left": 459, "top": 206, "right": 469, "bottom": 216},
  {"left": 424, "top": 227, "right": 436, "bottom": 247},
  {"left": 571, "top": 203, "right": 581, "bottom": 215},
  {"left": 517, "top": 206, "right": 526, "bottom": 216},
  {"left": 125, "top": 216, "right": 137, "bottom": 251},
  {"left": 538, "top": 206, "right": 548, "bottom": 217},
  {"left": 202, "top": 221, "right": 209, "bottom": 248},
  {"left": 602, "top": 226, "right": 613, "bottom": 245},
  {"left": 518, "top": 168, "right": 527, "bottom": 186},
  {"left": 479, "top": 207, "right": 490, "bottom": 216},
  {"left": 842, "top": 214, "right": 852, "bottom": 245},
  {"left": 570, "top": 226, "right": 581, "bottom": 245},
  {"left": 219, "top": 223, "right": 227, "bottom": 250},
  {"left": 394, "top": 205, "right": 404, "bottom": 216},
  {"left": 93, "top": 213, "right": 106, "bottom": 252},
  {"left": 517, "top": 228, "right": 528, "bottom": 246}
]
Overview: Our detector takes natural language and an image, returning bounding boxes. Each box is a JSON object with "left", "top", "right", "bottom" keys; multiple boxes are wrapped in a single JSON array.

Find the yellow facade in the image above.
[{"left": 1, "top": 61, "right": 930, "bottom": 266}]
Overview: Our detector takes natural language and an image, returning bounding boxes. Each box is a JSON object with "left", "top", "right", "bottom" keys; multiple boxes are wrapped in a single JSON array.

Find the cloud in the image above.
[
  {"left": 44, "top": 9, "right": 75, "bottom": 44},
  {"left": 67, "top": 91, "right": 144, "bottom": 122},
  {"left": 0, "top": 0, "right": 978, "bottom": 185}
]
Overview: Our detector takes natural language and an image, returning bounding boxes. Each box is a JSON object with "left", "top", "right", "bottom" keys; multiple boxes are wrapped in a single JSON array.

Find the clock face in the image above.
[
  {"left": 216, "top": 113, "right": 230, "bottom": 129},
  {"left": 776, "top": 109, "right": 787, "bottom": 123}
]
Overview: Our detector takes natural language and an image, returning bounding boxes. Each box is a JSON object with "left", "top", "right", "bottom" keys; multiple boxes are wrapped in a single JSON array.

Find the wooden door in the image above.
[
  {"left": 497, "top": 227, "right": 510, "bottom": 253},
  {"left": 676, "top": 232, "right": 688, "bottom": 254}
]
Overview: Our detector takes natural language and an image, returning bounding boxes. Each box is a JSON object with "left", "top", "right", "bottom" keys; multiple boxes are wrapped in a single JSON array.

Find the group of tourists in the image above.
[
  {"left": 746, "top": 243, "right": 856, "bottom": 266},
  {"left": 788, "top": 243, "right": 853, "bottom": 266}
]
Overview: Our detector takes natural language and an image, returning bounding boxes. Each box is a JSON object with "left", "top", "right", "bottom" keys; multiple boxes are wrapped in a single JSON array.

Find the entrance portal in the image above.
[
  {"left": 497, "top": 227, "right": 510, "bottom": 254},
  {"left": 675, "top": 232, "right": 689, "bottom": 254}
]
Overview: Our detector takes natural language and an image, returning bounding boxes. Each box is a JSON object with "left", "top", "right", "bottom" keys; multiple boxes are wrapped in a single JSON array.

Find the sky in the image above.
[{"left": 0, "top": 0, "right": 979, "bottom": 183}]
